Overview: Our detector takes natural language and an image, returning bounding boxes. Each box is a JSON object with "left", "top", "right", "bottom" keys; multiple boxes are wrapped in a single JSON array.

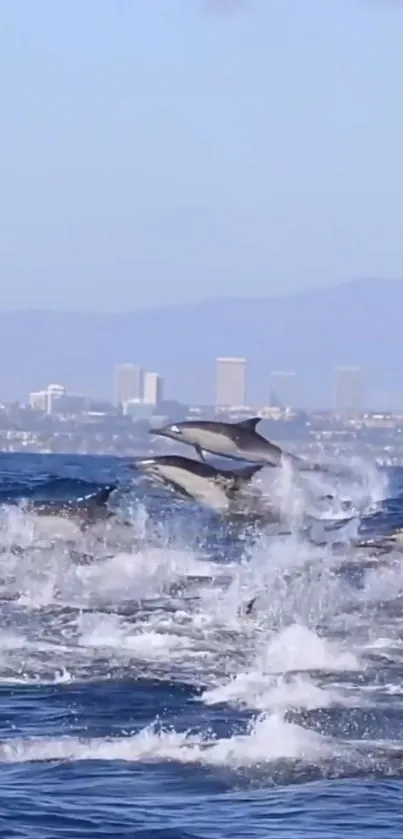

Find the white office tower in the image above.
[
  {"left": 46, "top": 384, "right": 66, "bottom": 414},
  {"left": 143, "top": 372, "right": 163, "bottom": 407},
  {"left": 215, "top": 357, "right": 246, "bottom": 408},
  {"left": 29, "top": 390, "right": 48, "bottom": 411},
  {"left": 114, "top": 364, "right": 143, "bottom": 407},
  {"left": 29, "top": 384, "right": 66, "bottom": 414}
]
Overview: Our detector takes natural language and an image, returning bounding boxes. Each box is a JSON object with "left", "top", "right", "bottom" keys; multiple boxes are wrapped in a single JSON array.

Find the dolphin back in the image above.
[
  {"left": 81, "top": 484, "right": 117, "bottom": 507},
  {"left": 37, "top": 484, "right": 117, "bottom": 514}
]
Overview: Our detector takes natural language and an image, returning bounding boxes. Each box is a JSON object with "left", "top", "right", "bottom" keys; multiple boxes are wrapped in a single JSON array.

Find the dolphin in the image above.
[
  {"left": 150, "top": 417, "right": 325, "bottom": 471},
  {"left": 26, "top": 484, "right": 118, "bottom": 527},
  {"left": 133, "top": 454, "right": 270, "bottom": 514}
]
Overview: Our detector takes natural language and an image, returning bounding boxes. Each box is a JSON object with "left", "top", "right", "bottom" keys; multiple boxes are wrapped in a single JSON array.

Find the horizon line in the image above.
[{"left": 0, "top": 276, "right": 401, "bottom": 316}]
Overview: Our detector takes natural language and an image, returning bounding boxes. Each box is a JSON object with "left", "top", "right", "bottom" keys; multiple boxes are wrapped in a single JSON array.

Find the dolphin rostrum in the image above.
[
  {"left": 150, "top": 417, "right": 323, "bottom": 471},
  {"left": 134, "top": 454, "right": 267, "bottom": 514}
]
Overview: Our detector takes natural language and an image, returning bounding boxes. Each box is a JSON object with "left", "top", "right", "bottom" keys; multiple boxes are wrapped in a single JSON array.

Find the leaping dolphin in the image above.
[
  {"left": 150, "top": 417, "right": 325, "bottom": 471},
  {"left": 26, "top": 484, "right": 118, "bottom": 527},
  {"left": 133, "top": 454, "right": 272, "bottom": 515}
]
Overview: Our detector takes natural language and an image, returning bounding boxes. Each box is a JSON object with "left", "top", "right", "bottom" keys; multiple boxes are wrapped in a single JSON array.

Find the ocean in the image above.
[{"left": 0, "top": 451, "right": 403, "bottom": 838}]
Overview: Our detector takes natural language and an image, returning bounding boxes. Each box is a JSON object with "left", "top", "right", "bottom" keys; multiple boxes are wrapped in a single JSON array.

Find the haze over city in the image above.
[{"left": 1, "top": 1, "right": 403, "bottom": 405}]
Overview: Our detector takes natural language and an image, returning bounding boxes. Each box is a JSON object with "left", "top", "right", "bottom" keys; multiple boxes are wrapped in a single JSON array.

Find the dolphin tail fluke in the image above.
[{"left": 231, "top": 463, "right": 264, "bottom": 485}]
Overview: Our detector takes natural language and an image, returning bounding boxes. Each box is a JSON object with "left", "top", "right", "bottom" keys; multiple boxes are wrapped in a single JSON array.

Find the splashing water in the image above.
[{"left": 0, "top": 452, "right": 403, "bottom": 837}]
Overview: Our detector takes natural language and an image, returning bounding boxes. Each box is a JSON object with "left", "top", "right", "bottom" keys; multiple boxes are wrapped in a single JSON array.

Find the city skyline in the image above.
[
  {"left": 0, "top": 279, "right": 402, "bottom": 409},
  {"left": 27, "top": 358, "right": 367, "bottom": 415}
]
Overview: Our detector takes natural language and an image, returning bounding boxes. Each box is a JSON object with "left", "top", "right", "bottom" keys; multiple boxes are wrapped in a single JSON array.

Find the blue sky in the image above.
[{"left": 1, "top": 0, "right": 402, "bottom": 310}]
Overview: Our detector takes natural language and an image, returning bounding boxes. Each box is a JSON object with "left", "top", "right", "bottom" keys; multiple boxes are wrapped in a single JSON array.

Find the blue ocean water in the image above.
[{"left": 0, "top": 452, "right": 403, "bottom": 838}]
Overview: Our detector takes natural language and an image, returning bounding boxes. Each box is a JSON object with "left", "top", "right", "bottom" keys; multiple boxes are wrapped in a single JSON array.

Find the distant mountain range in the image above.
[{"left": 1, "top": 278, "right": 402, "bottom": 408}]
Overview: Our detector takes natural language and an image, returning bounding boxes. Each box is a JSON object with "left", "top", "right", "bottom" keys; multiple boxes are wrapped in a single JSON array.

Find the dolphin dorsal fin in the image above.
[
  {"left": 93, "top": 484, "right": 117, "bottom": 506},
  {"left": 235, "top": 417, "right": 261, "bottom": 431},
  {"left": 228, "top": 463, "right": 264, "bottom": 493},
  {"left": 77, "top": 484, "right": 117, "bottom": 508}
]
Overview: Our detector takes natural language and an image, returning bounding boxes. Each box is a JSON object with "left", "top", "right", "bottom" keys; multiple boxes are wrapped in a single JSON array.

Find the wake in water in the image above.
[{"left": 0, "top": 451, "right": 403, "bottom": 789}]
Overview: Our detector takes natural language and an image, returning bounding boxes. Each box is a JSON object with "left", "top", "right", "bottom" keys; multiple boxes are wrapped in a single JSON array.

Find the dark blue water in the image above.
[{"left": 1, "top": 453, "right": 403, "bottom": 838}]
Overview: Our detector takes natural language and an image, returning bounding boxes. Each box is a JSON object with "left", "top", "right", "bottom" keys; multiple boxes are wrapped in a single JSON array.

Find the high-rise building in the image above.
[
  {"left": 333, "top": 366, "right": 364, "bottom": 415},
  {"left": 215, "top": 357, "right": 246, "bottom": 408},
  {"left": 143, "top": 372, "right": 164, "bottom": 406},
  {"left": 269, "top": 371, "right": 296, "bottom": 409},
  {"left": 46, "top": 383, "right": 66, "bottom": 415},
  {"left": 29, "top": 390, "right": 48, "bottom": 412},
  {"left": 114, "top": 364, "right": 143, "bottom": 407},
  {"left": 29, "top": 384, "right": 66, "bottom": 414}
]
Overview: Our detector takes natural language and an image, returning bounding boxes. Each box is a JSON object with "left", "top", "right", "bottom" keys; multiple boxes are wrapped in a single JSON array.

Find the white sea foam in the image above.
[
  {"left": 0, "top": 713, "right": 328, "bottom": 766},
  {"left": 0, "top": 456, "right": 401, "bottom": 774}
]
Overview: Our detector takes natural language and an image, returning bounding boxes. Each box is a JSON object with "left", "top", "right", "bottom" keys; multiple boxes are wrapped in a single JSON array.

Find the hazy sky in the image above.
[{"left": 1, "top": 0, "right": 403, "bottom": 311}]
